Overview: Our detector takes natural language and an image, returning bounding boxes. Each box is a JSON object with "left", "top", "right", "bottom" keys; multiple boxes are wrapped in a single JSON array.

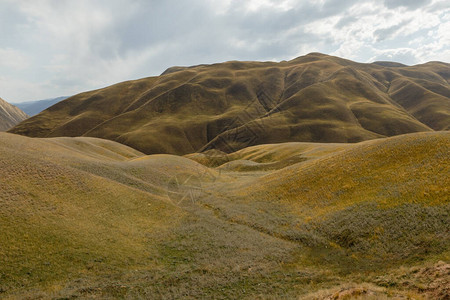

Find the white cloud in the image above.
[
  {"left": 437, "top": 18, "right": 450, "bottom": 44},
  {"left": 242, "top": 0, "right": 297, "bottom": 12}
]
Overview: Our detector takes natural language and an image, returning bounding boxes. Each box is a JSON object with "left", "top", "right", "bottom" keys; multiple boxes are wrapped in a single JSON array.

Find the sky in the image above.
[{"left": 0, "top": 0, "right": 449, "bottom": 102}]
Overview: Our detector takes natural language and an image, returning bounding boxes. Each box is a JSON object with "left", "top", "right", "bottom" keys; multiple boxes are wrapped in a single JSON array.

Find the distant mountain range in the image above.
[
  {"left": 0, "top": 97, "right": 28, "bottom": 131},
  {"left": 9, "top": 53, "right": 450, "bottom": 155},
  {"left": 12, "top": 96, "right": 68, "bottom": 116}
]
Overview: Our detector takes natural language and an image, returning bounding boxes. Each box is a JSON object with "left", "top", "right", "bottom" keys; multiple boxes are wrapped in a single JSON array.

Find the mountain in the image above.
[
  {"left": 9, "top": 53, "right": 449, "bottom": 155},
  {"left": 0, "top": 97, "right": 28, "bottom": 131},
  {"left": 1, "top": 131, "right": 448, "bottom": 298},
  {"left": 12, "top": 96, "right": 68, "bottom": 116}
]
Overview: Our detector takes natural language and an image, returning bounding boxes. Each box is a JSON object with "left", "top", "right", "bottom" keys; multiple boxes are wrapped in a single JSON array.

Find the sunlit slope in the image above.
[
  {"left": 186, "top": 142, "right": 352, "bottom": 170},
  {"left": 245, "top": 131, "right": 449, "bottom": 208},
  {"left": 223, "top": 132, "right": 449, "bottom": 268},
  {"left": 10, "top": 53, "right": 449, "bottom": 155}
]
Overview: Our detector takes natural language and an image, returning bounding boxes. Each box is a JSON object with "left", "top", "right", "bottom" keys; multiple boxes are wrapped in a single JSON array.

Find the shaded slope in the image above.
[
  {"left": 0, "top": 97, "right": 28, "bottom": 131},
  {"left": 10, "top": 53, "right": 449, "bottom": 155}
]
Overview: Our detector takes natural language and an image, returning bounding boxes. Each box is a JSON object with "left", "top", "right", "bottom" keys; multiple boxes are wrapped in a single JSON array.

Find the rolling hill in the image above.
[
  {"left": 9, "top": 53, "right": 450, "bottom": 155},
  {"left": 221, "top": 132, "right": 450, "bottom": 267},
  {"left": 0, "top": 97, "right": 28, "bottom": 131},
  {"left": 1, "top": 131, "right": 448, "bottom": 298}
]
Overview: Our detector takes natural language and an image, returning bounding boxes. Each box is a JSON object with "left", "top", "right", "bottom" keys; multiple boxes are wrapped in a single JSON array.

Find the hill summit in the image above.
[{"left": 9, "top": 53, "right": 450, "bottom": 155}]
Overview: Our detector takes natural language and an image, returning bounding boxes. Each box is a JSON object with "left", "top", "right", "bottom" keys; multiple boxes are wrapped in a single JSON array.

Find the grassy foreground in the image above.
[{"left": 0, "top": 131, "right": 448, "bottom": 299}]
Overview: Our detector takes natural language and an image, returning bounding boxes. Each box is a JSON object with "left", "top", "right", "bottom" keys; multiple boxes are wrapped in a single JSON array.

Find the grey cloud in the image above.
[
  {"left": 425, "top": 0, "right": 450, "bottom": 13},
  {"left": 384, "top": 0, "right": 431, "bottom": 10},
  {"left": 106, "top": 0, "right": 323, "bottom": 65},
  {"left": 374, "top": 19, "right": 412, "bottom": 42},
  {"left": 334, "top": 15, "right": 358, "bottom": 29},
  {"left": 320, "top": 0, "right": 359, "bottom": 17}
]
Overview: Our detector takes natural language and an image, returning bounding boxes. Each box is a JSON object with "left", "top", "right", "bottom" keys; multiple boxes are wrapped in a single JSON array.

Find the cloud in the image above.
[
  {"left": 334, "top": 15, "right": 358, "bottom": 29},
  {"left": 0, "top": 0, "right": 448, "bottom": 102},
  {"left": 369, "top": 48, "right": 420, "bottom": 65},
  {"left": 374, "top": 19, "right": 412, "bottom": 42},
  {"left": 0, "top": 48, "right": 29, "bottom": 70},
  {"left": 384, "top": 0, "right": 431, "bottom": 10}
]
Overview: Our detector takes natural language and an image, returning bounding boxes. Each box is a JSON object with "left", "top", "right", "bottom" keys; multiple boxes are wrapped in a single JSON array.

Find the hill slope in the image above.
[
  {"left": 0, "top": 97, "right": 28, "bottom": 131},
  {"left": 0, "top": 131, "right": 448, "bottom": 298},
  {"left": 13, "top": 96, "right": 68, "bottom": 116},
  {"left": 226, "top": 132, "right": 450, "bottom": 265},
  {"left": 9, "top": 53, "right": 450, "bottom": 155},
  {"left": 0, "top": 132, "right": 203, "bottom": 297}
]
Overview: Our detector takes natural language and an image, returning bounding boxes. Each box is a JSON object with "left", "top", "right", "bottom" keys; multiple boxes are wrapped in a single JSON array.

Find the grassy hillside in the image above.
[
  {"left": 0, "top": 133, "right": 168, "bottom": 293},
  {"left": 9, "top": 53, "right": 449, "bottom": 155},
  {"left": 223, "top": 132, "right": 449, "bottom": 270},
  {"left": 1, "top": 131, "right": 448, "bottom": 298},
  {"left": 0, "top": 97, "right": 28, "bottom": 131}
]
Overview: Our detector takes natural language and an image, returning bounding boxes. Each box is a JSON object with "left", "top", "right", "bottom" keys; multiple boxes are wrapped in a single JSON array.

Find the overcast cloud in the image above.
[{"left": 0, "top": 0, "right": 449, "bottom": 102}]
